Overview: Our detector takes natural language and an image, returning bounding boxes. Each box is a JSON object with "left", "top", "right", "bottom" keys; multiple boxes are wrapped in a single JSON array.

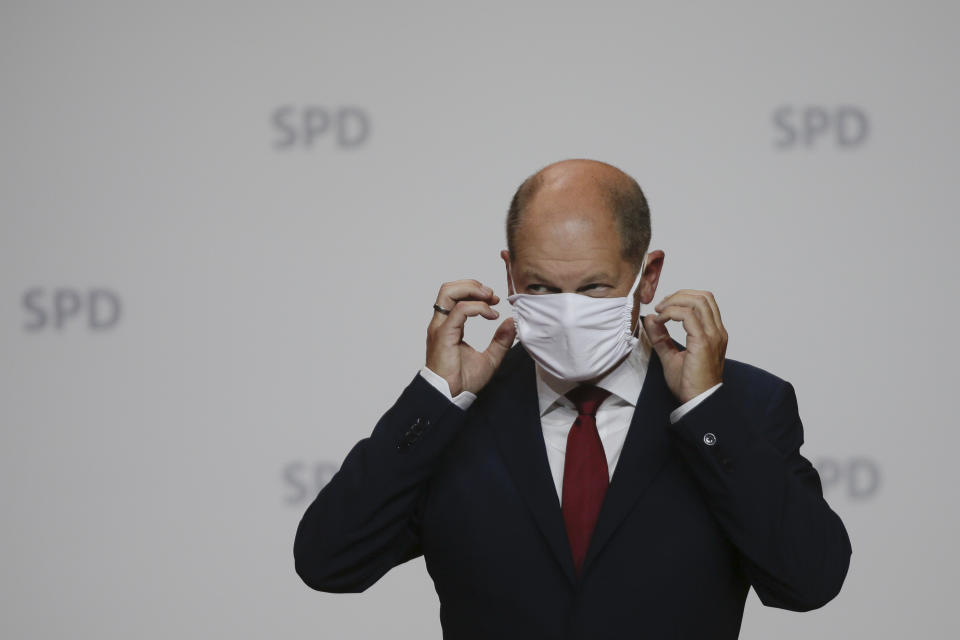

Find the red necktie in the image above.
[{"left": 561, "top": 384, "right": 612, "bottom": 576}]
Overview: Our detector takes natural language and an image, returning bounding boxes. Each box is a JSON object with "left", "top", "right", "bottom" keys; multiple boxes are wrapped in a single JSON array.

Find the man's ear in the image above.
[
  {"left": 500, "top": 249, "right": 514, "bottom": 296},
  {"left": 638, "top": 250, "right": 665, "bottom": 305}
]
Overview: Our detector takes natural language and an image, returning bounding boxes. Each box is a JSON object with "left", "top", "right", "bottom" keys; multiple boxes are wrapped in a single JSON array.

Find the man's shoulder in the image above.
[
  {"left": 718, "top": 354, "right": 790, "bottom": 412},
  {"left": 723, "top": 355, "right": 786, "bottom": 384}
]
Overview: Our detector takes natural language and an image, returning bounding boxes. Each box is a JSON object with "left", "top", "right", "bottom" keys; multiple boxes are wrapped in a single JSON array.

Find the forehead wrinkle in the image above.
[{"left": 513, "top": 231, "right": 617, "bottom": 259}]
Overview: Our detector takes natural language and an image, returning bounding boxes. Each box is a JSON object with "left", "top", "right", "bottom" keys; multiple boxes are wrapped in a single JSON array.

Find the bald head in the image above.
[{"left": 505, "top": 159, "right": 651, "bottom": 268}]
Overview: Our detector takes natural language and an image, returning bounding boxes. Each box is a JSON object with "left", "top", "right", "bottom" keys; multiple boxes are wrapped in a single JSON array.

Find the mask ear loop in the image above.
[
  {"left": 627, "top": 254, "right": 648, "bottom": 338},
  {"left": 508, "top": 263, "right": 518, "bottom": 298}
]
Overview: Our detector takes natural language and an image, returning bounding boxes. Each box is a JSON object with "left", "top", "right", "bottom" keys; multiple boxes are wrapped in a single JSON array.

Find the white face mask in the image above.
[{"left": 507, "top": 255, "right": 648, "bottom": 382}]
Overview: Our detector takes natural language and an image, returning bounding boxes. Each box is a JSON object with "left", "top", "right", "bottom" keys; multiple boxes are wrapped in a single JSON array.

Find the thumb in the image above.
[
  {"left": 643, "top": 315, "right": 678, "bottom": 360},
  {"left": 484, "top": 317, "right": 516, "bottom": 367}
]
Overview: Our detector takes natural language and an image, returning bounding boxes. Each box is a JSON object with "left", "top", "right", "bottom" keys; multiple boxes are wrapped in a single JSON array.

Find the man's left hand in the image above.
[{"left": 642, "top": 289, "right": 727, "bottom": 404}]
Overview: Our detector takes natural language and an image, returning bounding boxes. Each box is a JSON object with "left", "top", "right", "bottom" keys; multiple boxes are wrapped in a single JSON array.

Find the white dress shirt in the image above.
[{"left": 419, "top": 330, "right": 722, "bottom": 502}]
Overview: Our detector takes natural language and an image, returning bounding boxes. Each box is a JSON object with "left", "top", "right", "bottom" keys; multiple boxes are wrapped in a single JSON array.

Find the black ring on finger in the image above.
[{"left": 433, "top": 303, "right": 451, "bottom": 315}]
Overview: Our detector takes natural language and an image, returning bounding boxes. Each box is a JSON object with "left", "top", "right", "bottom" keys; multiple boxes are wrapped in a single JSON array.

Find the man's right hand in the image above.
[{"left": 426, "top": 279, "right": 517, "bottom": 397}]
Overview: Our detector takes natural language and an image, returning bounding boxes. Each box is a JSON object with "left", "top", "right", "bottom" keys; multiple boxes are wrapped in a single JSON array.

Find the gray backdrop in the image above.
[{"left": 2, "top": 1, "right": 956, "bottom": 637}]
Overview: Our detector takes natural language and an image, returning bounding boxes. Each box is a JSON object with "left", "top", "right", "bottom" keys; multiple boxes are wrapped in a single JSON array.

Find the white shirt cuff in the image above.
[
  {"left": 669, "top": 382, "right": 723, "bottom": 424},
  {"left": 419, "top": 366, "right": 477, "bottom": 411}
]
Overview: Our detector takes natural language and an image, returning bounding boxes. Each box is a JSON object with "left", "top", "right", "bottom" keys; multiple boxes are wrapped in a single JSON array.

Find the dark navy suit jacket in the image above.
[{"left": 294, "top": 327, "right": 852, "bottom": 639}]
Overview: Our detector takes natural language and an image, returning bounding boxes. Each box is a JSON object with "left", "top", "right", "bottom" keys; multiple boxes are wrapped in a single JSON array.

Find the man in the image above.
[{"left": 294, "top": 159, "right": 852, "bottom": 639}]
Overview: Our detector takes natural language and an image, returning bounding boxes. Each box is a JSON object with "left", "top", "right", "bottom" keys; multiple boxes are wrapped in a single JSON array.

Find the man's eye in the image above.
[{"left": 579, "top": 284, "right": 609, "bottom": 293}]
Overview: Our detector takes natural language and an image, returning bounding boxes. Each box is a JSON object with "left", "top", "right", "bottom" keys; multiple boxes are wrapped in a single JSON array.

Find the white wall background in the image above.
[{"left": 2, "top": 1, "right": 956, "bottom": 637}]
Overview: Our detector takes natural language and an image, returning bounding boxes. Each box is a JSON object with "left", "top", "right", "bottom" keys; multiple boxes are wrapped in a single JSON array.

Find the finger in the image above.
[
  {"left": 698, "top": 290, "right": 724, "bottom": 333},
  {"left": 654, "top": 292, "right": 718, "bottom": 337},
  {"left": 439, "top": 300, "right": 500, "bottom": 336},
  {"left": 660, "top": 289, "right": 723, "bottom": 328},
  {"left": 650, "top": 304, "right": 706, "bottom": 340},
  {"left": 643, "top": 314, "right": 678, "bottom": 357},
  {"left": 436, "top": 280, "right": 499, "bottom": 307},
  {"left": 673, "top": 289, "right": 722, "bottom": 330},
  {"left": 484, "top": 317, "right": 517, "bottom": 368},
  {"left": 432, "top": 280, "right": 500, "bottom": 327}
]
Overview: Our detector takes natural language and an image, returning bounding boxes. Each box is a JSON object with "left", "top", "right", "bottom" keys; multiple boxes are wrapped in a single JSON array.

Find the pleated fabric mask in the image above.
[{"left": 507, "top": 254, "right": 647, "bottom": 381}]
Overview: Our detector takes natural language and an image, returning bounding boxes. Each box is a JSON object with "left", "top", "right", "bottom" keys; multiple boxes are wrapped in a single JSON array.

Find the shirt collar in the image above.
[{"left": 534, "top": 327, "right": 652, "bottom": 417}]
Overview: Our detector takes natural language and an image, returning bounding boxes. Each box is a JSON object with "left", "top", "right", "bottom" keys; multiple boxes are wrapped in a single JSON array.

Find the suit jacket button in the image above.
[
  {"left": 703, "top": 432, "right": 717, "bottom": 446},
  {"left": 398, "top": 418, "right": 430, "bottom": 450}
]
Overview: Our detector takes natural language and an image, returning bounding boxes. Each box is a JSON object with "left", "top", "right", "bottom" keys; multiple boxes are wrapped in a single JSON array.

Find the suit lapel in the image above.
[{"left": 487, "top": 348, "right": 579, "bottom": 585}]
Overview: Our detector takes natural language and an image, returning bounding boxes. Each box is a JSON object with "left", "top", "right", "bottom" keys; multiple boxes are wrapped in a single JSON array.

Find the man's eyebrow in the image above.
[
  {"left": 578, "top": 273, "right": 614, "bottom": 284},
  {"left": 523, "top": 269, "right": 550, "bottom": 282},
  {"left": 522, "top": 271, "right": 556, "bottom": 284},
  {"left": 521, "top": 272, "right": 615, "bottom": 286}
]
